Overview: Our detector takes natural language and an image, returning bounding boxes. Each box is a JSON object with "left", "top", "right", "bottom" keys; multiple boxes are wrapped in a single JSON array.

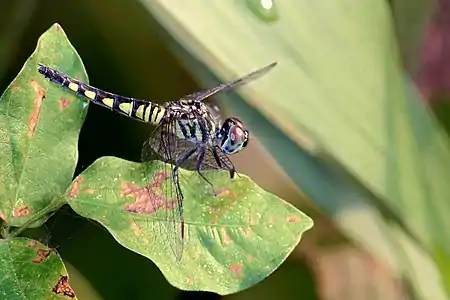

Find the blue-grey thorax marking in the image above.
[{"left": 164, "top": 100, "right": 218, "bottom": 146}]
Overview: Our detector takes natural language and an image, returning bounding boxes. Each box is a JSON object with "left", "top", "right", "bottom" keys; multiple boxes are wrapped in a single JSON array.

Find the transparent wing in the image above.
[
  {"left": 182, "top": 62, "right": 277, "bottom": 102},
  {"left": 139, "top": 115, "right": 237, "bottom": 259},
  {"left": 141, "top": 119, "right": 190, "bottom": 260},
  {"left": 200, "top": 145, "right": 235, "bottom": 174}
]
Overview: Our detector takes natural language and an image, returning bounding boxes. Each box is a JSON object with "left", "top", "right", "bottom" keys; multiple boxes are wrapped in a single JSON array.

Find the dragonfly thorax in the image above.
[
  {"left": 165, "top": 100, "right": 212, "bottom": 119},
  {"left": 218, "top": 117, "right": 249, "bottom": 154},
  {"left": 163, "top": 100, "right": 218, "bottom": 144}
]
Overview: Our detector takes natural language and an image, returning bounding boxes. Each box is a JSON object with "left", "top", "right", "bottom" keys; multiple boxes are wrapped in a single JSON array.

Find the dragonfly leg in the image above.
[
  {"left": 171, "top": 147, "right": 198, "bottom": 241},
  {"left": 212, "top": 146, "right": 235, "bottom": 179},
  {"left": 172, "top": 147, "right": 198, "bottom": 199},
  {"left": 229, "top": 167, "right": 236, "bottom": 179},
  {"left": 195, "top": 147, "right": 215, "bottom": 194}
]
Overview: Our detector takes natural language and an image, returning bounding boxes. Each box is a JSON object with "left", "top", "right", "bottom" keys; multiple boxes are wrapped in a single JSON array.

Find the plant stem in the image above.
[{"left": 7, "top": 197, "right": 65, "bottom": 238}]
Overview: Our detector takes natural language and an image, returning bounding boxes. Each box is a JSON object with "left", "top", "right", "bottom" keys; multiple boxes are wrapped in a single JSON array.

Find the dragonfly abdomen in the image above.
[{"left": 38, "top": 64, "right": 165, "bottom": 124}]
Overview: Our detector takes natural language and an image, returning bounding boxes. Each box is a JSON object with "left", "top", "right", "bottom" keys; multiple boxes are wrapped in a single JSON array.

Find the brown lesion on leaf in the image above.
[
  {"left": 32, "top": 248, "right": 55, "bottom": 264},
  {"left": 27, "top": 240, "right": 37, "bottom": 248},
  {"left": 186, "top": 277, "right": 194, "bottom": 285},
  {"left": 28, "top": 80, "right": 46, "bottom": 139},
  {"left": 130, "top": 219, "right": 149, "bottom": 249},
  {"left": 68, "top": 177, "right": 83, "bottom": 198},
  {"left": 287, "top": 216, "right": 301, "bottom": 223},
  {"left": 82, "top": 188, "right": 96, "bottom": 195},
  {"left": 12, "top": 205, "right": 30, "bottom": 218},
  {"left": 11, "top": 83, "right": 21, "bottom": 91},
  {"left": 59, "top": 97, "right": 71, "bottom": 110},
  {"left": 128, "top": 219, "right": 150, "bottom": 247},
  {"left": 52, "top": 275, "right": 75, "bottom": 298},
  {"left": 123, "top": 171, "right": 176, "bottom": 214},
  {"left": 129, "top": 219, "right": 143, "bottom": 236},
  {"left": 229, "top": 264, "right": 242, "bottom": 276},
  {"left": 213, "top": 187, "right": 237, "bottom": 200},
  {"left": 248, "top": 215, "right": 255, "bottom": 227},
  {"left": 220, "top": 227, "right": 232, "bottom": 245}
]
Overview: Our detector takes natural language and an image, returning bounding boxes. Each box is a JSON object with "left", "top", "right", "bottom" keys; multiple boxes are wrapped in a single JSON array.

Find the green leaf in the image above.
[
  {"left": 0, "top": 23, "right": 88, "bottom": 227},
  {"left": 139, "top": 0, "right": 450, "bottom": 298},
  {"left": 63, "top": 156, "right": 313, "bottom": 295},
  {"left": 0, "top": 237, "right": 77, "bottom": 300}
]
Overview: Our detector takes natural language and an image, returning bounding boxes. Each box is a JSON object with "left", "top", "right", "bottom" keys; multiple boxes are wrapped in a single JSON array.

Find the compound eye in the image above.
[
  {"left": 229, "top": 125, "right": 246, "bottom": 145},
  {"left": 220, "top": 124, "right": 247, "bottom": 154}
]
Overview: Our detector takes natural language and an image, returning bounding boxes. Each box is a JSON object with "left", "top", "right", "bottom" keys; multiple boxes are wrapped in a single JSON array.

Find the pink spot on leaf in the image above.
[
  {"left": 287, "top": 216, "right": 301, "bottom": 223},
  {"left": 13, "top": 206, "right": 30, "bottom": 218},
  {"left": 221, "top": 227, "right": 232, "bottom": 245},
  {"left": 59, "top": 97, "right": 70, "bottom": 110},
  {"left": 229, "top": 264, "right": 242, "bottom": 276},
  {"left": 82, "top": 188, "right": 96, "bottom": 195},
  {"left": 123, "top": 171, "right": 177, "bottom": 214},
  {"left": 32, "top": 248, "right": 54, "bottom": 264},
  {"left": 28, "top": 80, "right": 45, "bottom": 139},
  {"left": 27, "top": 240, "right": 37, "bottom": 248},
  {"left": 68, "top": 177, "right": 83, "bottom": 198}
]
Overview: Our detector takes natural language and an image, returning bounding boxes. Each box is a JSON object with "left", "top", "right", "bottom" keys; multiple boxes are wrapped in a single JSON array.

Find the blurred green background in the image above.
[{"left": 1, "top": 0, "right": 449, "bottom": 299}]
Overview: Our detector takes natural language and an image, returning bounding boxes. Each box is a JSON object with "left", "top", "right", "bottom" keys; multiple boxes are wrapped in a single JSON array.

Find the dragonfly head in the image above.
[{"left": 219, "top": 117, "right": 249, "bottom": 154}]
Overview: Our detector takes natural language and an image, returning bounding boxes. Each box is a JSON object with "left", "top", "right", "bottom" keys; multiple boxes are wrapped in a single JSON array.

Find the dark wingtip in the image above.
[
  {"left": 262, "top": 61, "right": 277, "bottom": 73},
  {"left": 266, "top": 61, "right": 277, "bottom": 68}
]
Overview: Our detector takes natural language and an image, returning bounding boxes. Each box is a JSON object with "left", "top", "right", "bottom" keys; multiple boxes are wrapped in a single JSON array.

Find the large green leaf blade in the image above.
[
  {"left": 139, "top": 0, "right": 450, "bottom": 297},
  {"left": 0, "top": 23, "right": 88, "bottom": 227},
  {"left": 0, "top": 237, "right": 77, "bottom": 299},
  {"left": 63, "top": 156, "right": 313, "bottom": 294}
]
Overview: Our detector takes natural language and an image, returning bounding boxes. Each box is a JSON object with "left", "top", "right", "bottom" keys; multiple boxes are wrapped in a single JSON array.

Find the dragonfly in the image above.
[{"left": 38, "top": 62, "right": 277, "bottom": 260}]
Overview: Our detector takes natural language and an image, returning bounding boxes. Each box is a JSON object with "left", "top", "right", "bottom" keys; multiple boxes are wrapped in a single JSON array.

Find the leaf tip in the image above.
[{"left": 51, "top": 23, "right": 65, "bottom": 34}]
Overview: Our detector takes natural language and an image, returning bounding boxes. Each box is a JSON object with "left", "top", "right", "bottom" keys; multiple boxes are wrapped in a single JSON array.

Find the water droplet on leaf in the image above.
[{"left": 246, "top": 0, "right": 279, "bottom": 23}]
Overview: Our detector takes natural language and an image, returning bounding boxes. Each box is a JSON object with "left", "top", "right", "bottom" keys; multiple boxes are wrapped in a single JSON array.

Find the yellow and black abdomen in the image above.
[{"left": 38, "top": 64, "right": 165, "bottom": 125}]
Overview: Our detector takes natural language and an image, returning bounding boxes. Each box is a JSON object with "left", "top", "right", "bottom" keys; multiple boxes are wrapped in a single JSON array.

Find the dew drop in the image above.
[{"left": 246, "top": 0, "right": 279, "bottom": 23}]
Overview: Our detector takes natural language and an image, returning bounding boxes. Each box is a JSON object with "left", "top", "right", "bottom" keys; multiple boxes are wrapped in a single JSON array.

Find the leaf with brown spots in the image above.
[
  {"left": 63, "top": 156, "right": 313, "bottom": 295},
  {"left": 0, "top": 237, "right": 77, "bottom": 299},
  {"left": 0, "top": 23, "right": 88, "bottom": 228},
  {"left": 52, "top": 275, "right": 75, "bottom": 298},
  {"left": 32, "top": 248, "right": 55, "bottom": 264}
]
